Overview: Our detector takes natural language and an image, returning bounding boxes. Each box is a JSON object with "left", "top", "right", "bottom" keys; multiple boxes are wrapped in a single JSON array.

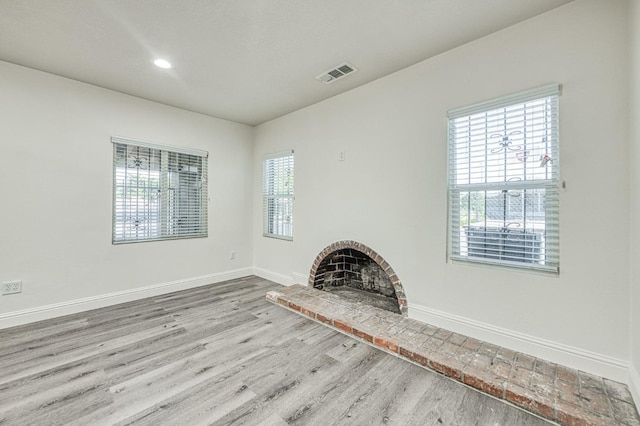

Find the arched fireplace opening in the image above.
[{"left": 308, "top": 241, "right": 408, "bottom": 316}]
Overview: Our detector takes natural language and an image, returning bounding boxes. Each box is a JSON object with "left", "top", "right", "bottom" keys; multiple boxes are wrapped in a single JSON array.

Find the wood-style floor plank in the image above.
[{"left": 0, "top": 277, "right": 551, "bottom": 425}]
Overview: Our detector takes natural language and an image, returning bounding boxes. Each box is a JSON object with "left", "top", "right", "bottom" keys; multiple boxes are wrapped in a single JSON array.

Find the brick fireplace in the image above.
[{"left": 308, "top": 240, "right": 408, "bottom": 316}]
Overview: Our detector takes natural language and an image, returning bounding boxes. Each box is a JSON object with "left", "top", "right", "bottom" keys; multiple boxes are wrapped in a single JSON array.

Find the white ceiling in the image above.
[{"left": 0, "top": 0, "right": 574, "bottom": 126}]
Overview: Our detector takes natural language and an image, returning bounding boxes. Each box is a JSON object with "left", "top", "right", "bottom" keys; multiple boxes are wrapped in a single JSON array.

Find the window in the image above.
[
  {"left": 263, "top": 150, "right": 294, "bottom": 240},
  {"left": 112, "top": 137, "right": 208, "bottom": 243},
  {"left": 447, "top": 84, "right": 560, "bottom": 273}
]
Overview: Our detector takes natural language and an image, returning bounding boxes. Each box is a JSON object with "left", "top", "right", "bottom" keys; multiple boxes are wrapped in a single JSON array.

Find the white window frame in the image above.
[
  {"left": 262, "top": 150, "right": 294, "bottom": 240},
  {"left": 447, "top": 84, "right": 560, "bottom": 273},
  {"left": 112, "top": 137, "right": 208, "bottom": 244}
]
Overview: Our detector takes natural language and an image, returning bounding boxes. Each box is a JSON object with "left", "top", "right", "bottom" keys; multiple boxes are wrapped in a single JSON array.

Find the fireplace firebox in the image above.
[{"left": 309, "top": 241, "right": 407, "bottom": 316}]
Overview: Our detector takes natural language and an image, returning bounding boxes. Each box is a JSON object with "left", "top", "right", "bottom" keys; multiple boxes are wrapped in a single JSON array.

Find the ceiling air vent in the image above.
[{"left": 316, "top": 62, "right": 358, "bottom": 84}]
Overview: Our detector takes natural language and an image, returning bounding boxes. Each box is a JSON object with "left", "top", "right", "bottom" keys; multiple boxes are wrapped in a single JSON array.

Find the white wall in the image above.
[
  {"left": 629, "top": 0, "right": 640, "bottom": 407},
  {"left": 0, "top": 0, "right": 635, "bottom": 394},
  {"left": 0, "top": 61, "right": 254, "bottom": 326},
  {"left": 253, "top": 0, "right": 632, "bottom": 381}
]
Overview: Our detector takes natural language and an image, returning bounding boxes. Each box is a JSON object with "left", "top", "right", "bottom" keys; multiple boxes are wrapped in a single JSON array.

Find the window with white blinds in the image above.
[
  {"left": 112, "top": 137, "right": 208, "bottom": 244},
  {"left": 447, "top": 84, "right": 560, "bottom": 273},
  {"left": 263, "top": 150, "right": 294, "bottom": 240}
]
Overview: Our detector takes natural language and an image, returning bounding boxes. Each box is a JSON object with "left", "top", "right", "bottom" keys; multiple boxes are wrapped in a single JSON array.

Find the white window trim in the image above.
[
  {"left": 447, "top": 84, "right": 561, "bottom": 273},
  {"left": 111, "top": 136, "right": 208, "bottom": 158},
  {"left": 262, "top": 150, "right": 294, "bottom": 241},
  {"left": 112, "top": 136, "right": 208, "bottom": 244}
]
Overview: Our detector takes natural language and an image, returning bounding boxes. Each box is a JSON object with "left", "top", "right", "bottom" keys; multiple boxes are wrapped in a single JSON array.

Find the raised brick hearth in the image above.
[{"left": 266, "top": 284, "right": 640, "bottom": 426}]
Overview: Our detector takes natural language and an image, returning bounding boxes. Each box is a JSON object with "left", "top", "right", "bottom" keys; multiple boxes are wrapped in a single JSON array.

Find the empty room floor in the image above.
[{"left": 0, "top": 276, "right": 553, "bottom": 425}]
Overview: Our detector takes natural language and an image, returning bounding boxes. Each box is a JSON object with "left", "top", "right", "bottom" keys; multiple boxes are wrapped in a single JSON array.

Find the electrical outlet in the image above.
[
  {"left": 2, "top": 280, "right": 22, "bottom": 295},
  {"left": 230, "top": 251, "right": 237, "bottom": 260}
]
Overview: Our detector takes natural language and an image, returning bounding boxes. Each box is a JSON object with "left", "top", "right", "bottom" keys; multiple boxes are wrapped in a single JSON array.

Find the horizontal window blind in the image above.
[
  {"left": 263, "top": 150, "right": 294, "bottom": 240},
  {"left": 447, "top": 85, "right": 560, "bottom": 272},
  {"left": 112, "top": 138, "right": 208, "bottom": 244}
]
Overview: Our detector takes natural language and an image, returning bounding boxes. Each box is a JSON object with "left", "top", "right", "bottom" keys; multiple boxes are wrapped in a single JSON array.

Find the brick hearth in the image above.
[{"left": 266, "top": 284, "right": 640, "bottom": 426}]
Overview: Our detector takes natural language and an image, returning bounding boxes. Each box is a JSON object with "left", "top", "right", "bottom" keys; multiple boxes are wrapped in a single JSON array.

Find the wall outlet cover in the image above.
[{"left": 2, "top": 280, "right": 22, "bottom": 295}]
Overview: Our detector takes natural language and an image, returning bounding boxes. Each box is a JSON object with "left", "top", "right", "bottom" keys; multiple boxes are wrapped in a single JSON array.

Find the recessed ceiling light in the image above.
[{"left": 153, "top": 59, "right": 172, "bottom": 69}]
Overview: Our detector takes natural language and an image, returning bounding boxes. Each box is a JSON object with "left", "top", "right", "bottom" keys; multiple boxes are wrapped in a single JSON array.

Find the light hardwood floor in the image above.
[{"left": 0, "top": 276, "right": 552, "bottom": 425}]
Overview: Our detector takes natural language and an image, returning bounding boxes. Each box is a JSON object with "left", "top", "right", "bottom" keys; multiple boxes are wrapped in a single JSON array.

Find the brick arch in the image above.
[{"left": 308, "top": 240, "right": 408, "bottom": 316}]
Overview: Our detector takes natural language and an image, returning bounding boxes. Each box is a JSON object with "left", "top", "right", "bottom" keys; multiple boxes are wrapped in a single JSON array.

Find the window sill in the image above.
[
  {"left": 449, "top": 255, "right": 559, "bottom": 276},
  {"left": 263, "top": 234, "right": 293, "bottom": 242}
]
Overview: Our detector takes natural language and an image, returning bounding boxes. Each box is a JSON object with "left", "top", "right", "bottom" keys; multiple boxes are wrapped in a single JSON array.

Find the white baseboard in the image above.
[
  {"left": 253, "top": 267, "right": 298, "bottom": 287},
  {"left": 630, "top": 363, "right": 640, "bottom": 410},
  {"left": 0, "top": 267, "right": 253, "bottom": 330},
  {"left": 408, "top": 302, "right": 629, "bottom": 383}
]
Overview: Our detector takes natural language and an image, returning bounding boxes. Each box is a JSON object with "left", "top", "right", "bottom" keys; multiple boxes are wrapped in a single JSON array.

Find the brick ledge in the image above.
[{"left": 266, "top": 285, "right": 640, "bottom": 426}]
